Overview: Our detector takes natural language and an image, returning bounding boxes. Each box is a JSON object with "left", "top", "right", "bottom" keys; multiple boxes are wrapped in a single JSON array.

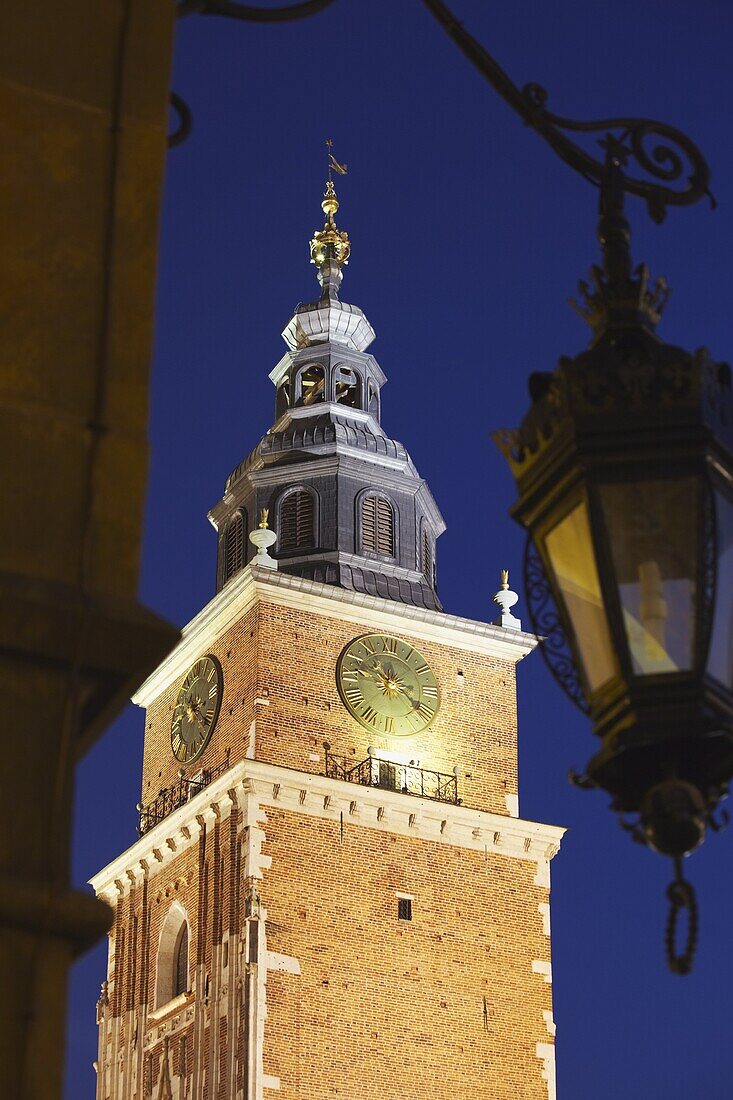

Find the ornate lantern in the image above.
[
  {"left": 421, "top": 0, "right": 733, "bottom": 971},
  {"left": 494, "top": 151, "right": 733, "bottom": 970}
]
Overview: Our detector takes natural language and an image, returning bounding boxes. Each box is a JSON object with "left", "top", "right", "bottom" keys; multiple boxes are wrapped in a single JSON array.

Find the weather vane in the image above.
[{"left": 326, "top": 138, "right": 348, "bottom": 181}]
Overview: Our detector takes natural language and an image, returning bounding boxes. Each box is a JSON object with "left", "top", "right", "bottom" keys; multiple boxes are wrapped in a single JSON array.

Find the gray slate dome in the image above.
[{"left": 208, "top": 180, "right": 445, "bottom": 611}]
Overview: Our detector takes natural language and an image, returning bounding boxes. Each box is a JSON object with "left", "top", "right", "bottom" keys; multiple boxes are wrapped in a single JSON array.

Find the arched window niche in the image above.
[
  {"left": 223, "top": 509, "right": 246, "bottom": 584},
  {"left": 368, "top": 382, "right": 379, "bottom": 418},
  {"left": 278, "top": 487, "right": 316, "bottom": 552},
  {"left": 296, "top": 364, "right": 325, "bottom": 407},
  {"left": 334, "top": 365, "right": 361, "bottom": 408},
  {"left": 359, "top": 492, "right": 395, "bottom": 557},
  {"left": 155, "top": 901, "right": 190, "bottom": 1008}
]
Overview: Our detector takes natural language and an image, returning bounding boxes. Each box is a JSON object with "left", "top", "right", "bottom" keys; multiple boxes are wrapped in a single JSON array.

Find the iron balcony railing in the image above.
[
  {"left": 324, "top": 752, "right": 460, "bottom": 805},
  {"left": 136, "top": 750, "right": 231, "bottom": 836}
]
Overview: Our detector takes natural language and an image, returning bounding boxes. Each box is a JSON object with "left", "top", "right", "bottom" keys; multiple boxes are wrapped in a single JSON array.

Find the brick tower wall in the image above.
[{"left": 141, "top": 598, "right": 519, "bottom": 817}]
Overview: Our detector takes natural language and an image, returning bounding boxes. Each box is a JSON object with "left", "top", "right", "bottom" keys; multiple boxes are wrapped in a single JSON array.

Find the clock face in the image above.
[
  {"left": 336, "top": 633, "right": 440, "bottom": 737},
  {"left": 171, "top": 655, "right": 222, "bottom": 764}
]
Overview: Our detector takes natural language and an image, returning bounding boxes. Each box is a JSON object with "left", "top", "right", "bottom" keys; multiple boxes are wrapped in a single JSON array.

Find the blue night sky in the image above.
[{"left": 66, "top": 2, "right": 733, "bottom": 1095}]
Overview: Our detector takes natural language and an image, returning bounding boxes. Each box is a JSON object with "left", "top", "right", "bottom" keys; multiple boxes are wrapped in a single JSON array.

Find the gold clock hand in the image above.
[{"left": 358, "top": 668, "right": 381, "bottom": 683}]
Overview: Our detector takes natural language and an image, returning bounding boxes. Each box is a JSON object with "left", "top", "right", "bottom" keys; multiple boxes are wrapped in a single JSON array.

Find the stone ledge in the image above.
[
  {"left": 133, "top": 565, "right": 538, "bottom": 707},
  {"left": 90, "top": 757, "right": 565, "bottom": 902}
]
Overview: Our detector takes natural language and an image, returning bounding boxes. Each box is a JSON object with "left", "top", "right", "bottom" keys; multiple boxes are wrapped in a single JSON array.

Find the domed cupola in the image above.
[{"left": 208, "top": 177, "right": 445, "bottom": 611}]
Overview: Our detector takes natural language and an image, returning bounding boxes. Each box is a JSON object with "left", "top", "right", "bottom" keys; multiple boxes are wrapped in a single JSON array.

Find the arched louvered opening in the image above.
[
  {"left": 297, "top": 364, "right": 325, "bottom": 406},
  {"left": 334, "top": 366, "right": 361, "bottom": 408},
  {"left": 362, "top": 495, "right": 395, "bottom": 556},
  {"left": 368, "top": 382, "right": 379, "bottom": 417},
  {"left": 279, "top": 489, "right": 315, "bottom": 552},
  {"left": 155, "top": 902, "right": 189, "bottom": 1008},
  {"left": 223, "top": 511, "right": 245, "bottom": 583},
  {"left": 173, "top": 923, "right": 189, "bottom": 999},
  {"left": 422, "top": 527, "right": 434, "bottom": 584}
]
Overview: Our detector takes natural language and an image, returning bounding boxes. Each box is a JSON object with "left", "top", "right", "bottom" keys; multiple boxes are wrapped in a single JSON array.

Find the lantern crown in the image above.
[{"left": 569, "top": 261, "right": 670, "bottom": 343}]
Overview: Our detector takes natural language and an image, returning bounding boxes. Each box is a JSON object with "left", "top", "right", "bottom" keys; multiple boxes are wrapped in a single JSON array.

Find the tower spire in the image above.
[{"left": 310, "top": 142, "right": 350, "bottom": 299}]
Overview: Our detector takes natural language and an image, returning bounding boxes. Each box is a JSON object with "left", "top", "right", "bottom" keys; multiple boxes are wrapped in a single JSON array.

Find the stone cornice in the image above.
[
  {"left": 132, "top": 566, "right": 537, "bottom": 708},
  {"left": 89, "top": 757, "right": 565, "bottom": 902}
]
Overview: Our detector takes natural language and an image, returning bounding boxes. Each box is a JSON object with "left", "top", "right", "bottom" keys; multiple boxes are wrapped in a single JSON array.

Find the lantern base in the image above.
[
  {"left": 583, "top": 727, "right": 733, "bottom": 815},
  {"left": 640, "top": 779, "right": 708, "bottom": 857}
]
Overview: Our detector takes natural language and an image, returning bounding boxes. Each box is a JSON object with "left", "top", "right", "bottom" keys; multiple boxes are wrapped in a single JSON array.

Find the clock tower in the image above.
[{"left": 91, "top": 179, "right": 564, "bottom": 1100}]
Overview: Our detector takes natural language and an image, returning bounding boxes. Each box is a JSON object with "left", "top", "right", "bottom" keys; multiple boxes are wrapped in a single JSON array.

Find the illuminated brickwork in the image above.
[
  {"left": 141, "top": 597, "right": 519, "bottom": 816},
  {"left": 262, "top": 810, "right": 555, "bottom": 1099},
  {"left": 92, "top": 572, "right": 563, "bottom": 1100}
]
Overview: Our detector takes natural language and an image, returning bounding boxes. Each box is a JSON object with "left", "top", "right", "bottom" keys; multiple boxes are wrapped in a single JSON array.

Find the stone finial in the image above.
[
  {"left": 249, "top": 514, "right": 277, "bottom": 570},
  {"left": 493, "top": 569, "right": 521, "bottom": 630}
]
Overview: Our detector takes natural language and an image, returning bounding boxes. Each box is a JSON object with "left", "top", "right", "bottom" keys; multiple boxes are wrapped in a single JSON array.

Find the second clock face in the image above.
[
  {"left": 336, "top": 633, "right": 440, "bottom": 737},
  {"left": 171, "top": 655, "right": 222, "bottom": 764}
]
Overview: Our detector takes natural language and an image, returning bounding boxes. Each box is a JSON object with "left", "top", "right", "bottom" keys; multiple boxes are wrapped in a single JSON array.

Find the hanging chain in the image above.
[{"left": 665, "top": 857, "right": 698, "bottom": 975}]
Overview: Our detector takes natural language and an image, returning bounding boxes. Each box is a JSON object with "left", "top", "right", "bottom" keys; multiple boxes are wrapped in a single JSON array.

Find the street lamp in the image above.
[{"left": 424, "top": 0, "right": 733, "bottom": 972}]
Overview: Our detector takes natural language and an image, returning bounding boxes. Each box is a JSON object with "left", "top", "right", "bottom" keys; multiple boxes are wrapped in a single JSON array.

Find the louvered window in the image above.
[
  {"left": 423, "top": 528, "right": 434, "bottom": 583},
  {"left": 173, "top": 923, "right": 188, "bottom": 998},
  {"left": 224, "top": 511, "right": 245, "bottom": 582},
  {"left": 280, "top": 490, "right": 315, "bottom": 551},
  {"left": 361, "top": 495, "right": 394, "bottom": 556}
]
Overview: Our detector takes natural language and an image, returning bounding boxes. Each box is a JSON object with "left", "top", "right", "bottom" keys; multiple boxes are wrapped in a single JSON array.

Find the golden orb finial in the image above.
[
  {"left": 322, "top": 178, "right": 339, "bottom": 218},
  {"left": 309, "top": 142, "right": 350, "bottom": 268}
]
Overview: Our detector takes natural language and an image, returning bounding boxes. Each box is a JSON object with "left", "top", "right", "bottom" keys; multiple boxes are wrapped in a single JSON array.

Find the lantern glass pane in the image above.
[
  {"left": 545, "top": 501, "right": 616, "bottom": 691},
  {"left": 708, "top": 492, "right": 733, "bottom": 688},
  {"left": 601, "top": 479, "right": 696, "bottom": 675}
]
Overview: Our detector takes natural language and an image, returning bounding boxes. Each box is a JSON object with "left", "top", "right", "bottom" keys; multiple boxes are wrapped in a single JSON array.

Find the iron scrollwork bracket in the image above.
[
  {"left": 523, "top": 535, "right": 590, "bottom": 715},
  {"left": 177, "top": 0, "right": 335, "bottom": 23},
  {"left": 171, "top": 0, "right": 337, "bottom": 147},
  {"left": 168, "top": 92, "right": 193, "bottom": 148},
  {"left": 421, "top": 0, "right": 714, "bottom": 223}
]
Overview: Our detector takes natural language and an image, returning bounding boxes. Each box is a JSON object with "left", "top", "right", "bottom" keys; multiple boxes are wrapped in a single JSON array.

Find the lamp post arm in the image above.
[{"left": 421, "top": 0, "right": 714, "bottom": 223}]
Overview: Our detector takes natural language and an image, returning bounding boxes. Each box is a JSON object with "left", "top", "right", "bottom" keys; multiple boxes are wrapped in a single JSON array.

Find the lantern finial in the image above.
[
  {"left": 493, "top": 569, "right": 521, "bottom": 630},
  {"left": 249, "top": 513, "right": 277, "bottom": 570}
]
